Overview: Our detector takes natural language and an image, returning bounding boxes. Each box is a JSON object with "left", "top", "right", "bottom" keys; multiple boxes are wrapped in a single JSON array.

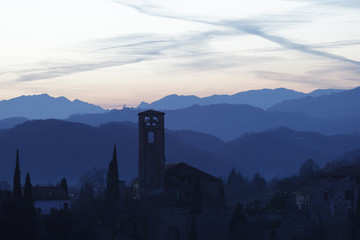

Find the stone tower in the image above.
[{"left": 138, "top": 110, "right": 165, "bottom": 195}]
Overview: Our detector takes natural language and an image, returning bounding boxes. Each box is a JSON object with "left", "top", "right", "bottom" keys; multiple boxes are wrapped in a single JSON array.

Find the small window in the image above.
[
  {"left": 324, "top": 192, "right": 329, "bottom": 201},
  {"left": 148, "top": 131, "right": 154, "bottom": 143},
  {"left": 64, "top": 202, "right": 69, "bottom": 210}
]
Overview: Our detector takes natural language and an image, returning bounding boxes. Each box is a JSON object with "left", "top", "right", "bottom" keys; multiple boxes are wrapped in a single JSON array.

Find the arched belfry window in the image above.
[
  {"left": 145, "top": 116, "right": 159, "bottom": 127},
  {"left": 148, "top": 131, "right": 155, "bottom": 143}
]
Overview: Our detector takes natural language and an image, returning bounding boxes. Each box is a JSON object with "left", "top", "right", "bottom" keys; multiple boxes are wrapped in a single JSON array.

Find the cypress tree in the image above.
[
  {"left": 13, "top": 149, "right": 22, "bottom": 199},
  {"left": 106, "top": 144, "right": 119, "bottom": 202},
  {"left": 189, "top": 217, "right": 198, "bottom": 240},
  {"left": 60, "top": 177, "right": 69, "bottom": 195},
  {"left": 23, "top": 172, "right": 33, "bottom": 202}
]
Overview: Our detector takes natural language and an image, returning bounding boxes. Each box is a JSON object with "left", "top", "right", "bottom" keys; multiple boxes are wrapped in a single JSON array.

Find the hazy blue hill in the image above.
[
  {"left": 164, "top": 104, "right": 318, "bottom": 140},
  {"left": 167, "top": 130, "right": 225, "bottom": 153},
  {"left": 0, "top": 120, "right": 229, "bottom": 184},
  {"left": 0, "top": 117, "right": 28, "bottom": 129},
  {"left": 308, "top": 89, "right": 343, "bottom": 97},
  {"left": 69, "top": 104, "right": 360, "bottom": 141},
  {"left": 0, "top": 120, "right": 359, "bottom": 183},
  {"left": 269, "top": 87, "right": 360, "bottom": 118},
  {"left": 154, "top": 127, "right": 360, "bottom": 179},
  {"left": 0, "top": 94, "right": 106, "bottom": 120},
  {"left": 214, "top": 128, "right": 360, "bottom": 179},
  {"left": 137, "top": 88, "right": 344, "bottom": 110},
  {"left": 138, "top": 94, "right": 201, "bottom": 110},
  {"left": 138, "top": 88, "right": 306, "bottom": 110},
  {"left": 68, "top": 107, "right": 139, "bottom": 126}
]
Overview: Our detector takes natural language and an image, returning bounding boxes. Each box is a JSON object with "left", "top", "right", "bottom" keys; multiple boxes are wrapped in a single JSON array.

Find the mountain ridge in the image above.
[
  {"left": 0, "top": 94, "right": 106, "bottom": 120},
  {"left": 138, "top": 88, "right": 343, "bottom": 110},
  {"left": 0, "top": 120, "right": 359, "bottom": 184},
  {"left": 269, "top": 87, "right": 360, "bottom": 118},
  {"left": 68, "top": 103, "right": 360, "bottom": 141}
]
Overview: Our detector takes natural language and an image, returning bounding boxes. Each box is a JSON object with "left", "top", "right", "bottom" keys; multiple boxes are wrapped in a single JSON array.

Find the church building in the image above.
[{"left": 136, "top": 110, "right": 230, "bottom": 240}]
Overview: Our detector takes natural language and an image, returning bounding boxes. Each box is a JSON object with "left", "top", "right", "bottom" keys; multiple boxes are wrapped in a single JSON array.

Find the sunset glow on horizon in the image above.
[{"left": 1, "top": 0, "right": 359, "bottom": 108}]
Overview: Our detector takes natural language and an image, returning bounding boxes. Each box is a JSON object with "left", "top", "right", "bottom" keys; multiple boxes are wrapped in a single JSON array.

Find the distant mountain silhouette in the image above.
[
  {"left": 307, "top": 89, "right": 343, "bottom": 97},
  {"left": 137, "top": 88, "right": 342, "bottom": 110},
  {"left": 68, "top": 104, "right": 360, "bottom": 141},
  {"left": 0, "top": 120, "right": 359, "bottom": 183},
  {"left": 0, "top": 94, "right": 106, "bottom": 120},
  {"left": 214, "top": 128, "right": 360, "bottom": 179},
  {"left": 0, "top": 117, "right": 28, "bottom": 129},
  {"left": 0, "top": 120, "right": 229, "bottom": 184},
  {"left": 269, "top": 87, "right": 360, "bottom": 118}
]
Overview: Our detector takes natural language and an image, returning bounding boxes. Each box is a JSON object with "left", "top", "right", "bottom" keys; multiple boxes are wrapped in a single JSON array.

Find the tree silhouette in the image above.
[
  {"left": 250, "top": 172, "right": 266, "bottom": 191},
  {"left": 299, "top": 158, "right": 319, "bottom": 177},
  {"left": 1, "top": 170, "right": 38, "bottom": 240},
  {"left": 13, "top": 149, "right": 21, "bottom": 199},
  {"left": 60, "top": 177, "right": 69, "bottom": 195},
  {"left": 106, "top": 144, "right": 119, "bottom": 203},
  {"left": 227, "top": 168, "right": 237, "bottom": 185},
  {"left": 23, "top": 172, "right": 33, "bottom": 202}
]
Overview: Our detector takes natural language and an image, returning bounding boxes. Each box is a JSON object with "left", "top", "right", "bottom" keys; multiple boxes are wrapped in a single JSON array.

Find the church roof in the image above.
[
  {"left": 32, "top": 186, "right": 70, "bottom": 201},
  {"left": 138, "top": 110, "right": 165, "bottom": 116},
  {"left": 165, "top": 162, "right": 221, "bottom": 182}
]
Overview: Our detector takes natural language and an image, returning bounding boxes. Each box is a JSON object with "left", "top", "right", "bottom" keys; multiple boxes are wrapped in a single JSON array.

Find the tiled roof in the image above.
[
  {"left": 165, "top": 163, "right": 179, "bottom": 170},
  {"left": 32, "top": 186, "right": 70, "bottom": 200},
  {"left": 165, "top": 162, "right": 221, "bottom": 182}
]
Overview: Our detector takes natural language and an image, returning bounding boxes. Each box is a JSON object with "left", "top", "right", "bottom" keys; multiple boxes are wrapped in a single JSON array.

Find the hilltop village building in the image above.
[
  {"left": 295, "top": 166, "right": 360, "bottom": 221},
  {"left": 136, "top": 110, "right": 230, "bottom": 240}
]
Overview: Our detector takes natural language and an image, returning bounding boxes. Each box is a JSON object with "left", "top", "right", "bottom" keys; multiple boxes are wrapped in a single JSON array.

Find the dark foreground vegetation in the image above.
[{"left": 1, "top": 149, "right": 360, "bottom": 239}]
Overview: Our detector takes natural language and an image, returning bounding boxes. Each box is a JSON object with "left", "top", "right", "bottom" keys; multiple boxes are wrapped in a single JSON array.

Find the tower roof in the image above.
[{"left": 138, "top": 109, "right": 165, "bottom": 116}]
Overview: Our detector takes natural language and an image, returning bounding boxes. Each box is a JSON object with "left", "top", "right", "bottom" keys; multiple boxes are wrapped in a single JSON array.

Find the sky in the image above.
[{"left": 0, "top": 0, "right": 359, "bottom": 108}]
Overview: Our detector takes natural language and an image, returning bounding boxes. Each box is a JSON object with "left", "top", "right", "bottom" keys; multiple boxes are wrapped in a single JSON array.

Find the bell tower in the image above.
[{"left": 138, "top": 110, "right": 165, "bottom": 195}]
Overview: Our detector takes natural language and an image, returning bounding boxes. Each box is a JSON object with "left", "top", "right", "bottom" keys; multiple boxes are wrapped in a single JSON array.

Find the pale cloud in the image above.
[
  {"left": 0, "top": 0, "right": 360, "bottom": 106},
  {"left": 115, "top": 0, "right": 360, "bottom": 67}
]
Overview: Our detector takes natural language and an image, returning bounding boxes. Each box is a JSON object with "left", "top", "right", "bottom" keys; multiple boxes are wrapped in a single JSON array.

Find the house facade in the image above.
[
  {"left": 295, "top": 166, "right": 360, "bottom": 221},
  {"left": 32, "top": 186, "right": 71, "bottom": 215}
]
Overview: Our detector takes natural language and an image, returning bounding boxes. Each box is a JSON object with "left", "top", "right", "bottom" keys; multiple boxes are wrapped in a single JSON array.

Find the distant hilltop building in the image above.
[{"left": 136, "top": 110, "right": 229, "bottom": 240}]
